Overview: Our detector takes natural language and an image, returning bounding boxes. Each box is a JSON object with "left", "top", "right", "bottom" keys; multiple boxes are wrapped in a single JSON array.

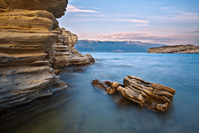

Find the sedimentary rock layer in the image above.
[
  {"left": 92, "top": 76, "right": 175, "bottom": 112},
  {"left": 0, "top": 7, "right": 68, "bottom": 110},
  {"left": 51, "top": 28, "right": 95, "bottom": 73},
  {"left": 0, "top": 0, "right": 68, "bottom": 18},
  {"left": 148, "top": 44, "right": 199, "bottom": 53},
  {"left": 0, "top": 0, "right": 94, "bottom": 110}
]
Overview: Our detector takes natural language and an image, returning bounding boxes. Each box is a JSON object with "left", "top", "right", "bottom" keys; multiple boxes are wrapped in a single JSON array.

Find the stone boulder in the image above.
[{"left": 92, "top": 76, "right": 176, "bottom": 112}]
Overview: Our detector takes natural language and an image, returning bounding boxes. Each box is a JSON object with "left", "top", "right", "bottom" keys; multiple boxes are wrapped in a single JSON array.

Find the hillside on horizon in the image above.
[{"left": 75, "top": 40, "right": 166, "bottom": 52}]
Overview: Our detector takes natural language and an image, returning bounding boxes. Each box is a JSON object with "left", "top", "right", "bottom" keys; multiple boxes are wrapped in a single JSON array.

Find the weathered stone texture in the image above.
[
  {"left": 0, "top": 0, "right": 68, "bottom": 18},
  {"left": 0, "top": 7, "right": 69, "bottom": 110},
  {"left": 51, "top": 28, "right": 95, "bottom": 73},
  {"left": 0, "top": 0, "right": 95, "bottom": 110},
  {"left": 92, "top": 76, "right": 175, "bottom": 112}
]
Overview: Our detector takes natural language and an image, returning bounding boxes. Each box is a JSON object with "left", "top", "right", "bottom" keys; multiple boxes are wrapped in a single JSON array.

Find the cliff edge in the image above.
[
  {"left": 0, "top": 0, "right": 94, "bottom": 111},
  {"left": 148, "top": 44, "right": 199, "bottom": 53}
]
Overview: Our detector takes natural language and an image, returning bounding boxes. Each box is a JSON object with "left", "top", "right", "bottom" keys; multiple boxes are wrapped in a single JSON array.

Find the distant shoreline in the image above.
[{"left": 148, "top": 44, "right": 199, "bottom": 53}]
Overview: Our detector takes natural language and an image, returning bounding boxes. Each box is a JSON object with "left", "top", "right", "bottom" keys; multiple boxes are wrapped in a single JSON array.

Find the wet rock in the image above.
[
  {"left": 119, "top": 76, "right": 175, "bottom": 111},
  {"left": 92, "top": 79, "right": 122, "bottom": 94},
  {"left": 92, "top": 76, "right": 176, "bottom": 112},
  {"left": 86, "top": 54, "right": 95, "bottom": 64},
  {"left": 73, "top": 67, "right": 86, "bottom": 72}
]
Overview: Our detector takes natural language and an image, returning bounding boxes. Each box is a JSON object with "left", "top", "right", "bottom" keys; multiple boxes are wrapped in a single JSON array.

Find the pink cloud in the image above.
[
  {"left": 142, "top": 29, "right": 155, "bottom": 31},
  {"left": 162, "top": 30, "right": 176, "bottom": 32},
  {"left": 96, "top": 32, "right": 199, "bottom": 45}
]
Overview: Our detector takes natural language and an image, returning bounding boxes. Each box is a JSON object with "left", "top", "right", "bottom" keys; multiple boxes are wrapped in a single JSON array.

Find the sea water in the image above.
[{"left": 11, "top": 52, "right": 199, "bottom": 133}]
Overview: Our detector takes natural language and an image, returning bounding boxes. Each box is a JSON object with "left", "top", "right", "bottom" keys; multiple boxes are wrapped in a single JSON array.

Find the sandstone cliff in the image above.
[
  {"left": 148, "top": 44, "right": 199, "bottom": 53},
  {"left": 0, "top": 0, "right": 94, "bottom": 111}
]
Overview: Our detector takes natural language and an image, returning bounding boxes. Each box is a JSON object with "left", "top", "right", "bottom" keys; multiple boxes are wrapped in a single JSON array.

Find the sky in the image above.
[{"left": 58, "top": 0, "right": 199, "bottom": 45}]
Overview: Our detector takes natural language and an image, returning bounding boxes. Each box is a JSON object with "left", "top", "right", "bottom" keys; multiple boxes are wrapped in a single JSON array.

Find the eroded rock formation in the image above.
[
  {"left": 0, "top": 0, "right": 94, "bottom": 110},
  {"left": 148, "top": 44, "right": 199, "bottom": 53},
  {"left": 0, "top": 0, "right": 68, "bottom": 18},
  {"left": 51, "top": 28, "right": 94, "bottom": 73},
  {"left": 92, "top": 76, "right": 175, "bottom": 112}
]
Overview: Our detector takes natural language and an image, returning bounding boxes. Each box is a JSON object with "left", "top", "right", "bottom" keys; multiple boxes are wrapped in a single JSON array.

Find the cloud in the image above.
[
  {"left": 142, "top": 29, "right": 175, "bottom": 32},
  {"left": 190, "top": 30, "right": 199, "bottom": 33},
  {"left": 97, "top": 32, "right": 199, "bottom": 45},
  {"left": 193, "top": 31, "right": 199, "bottom": 33},
  {"left": 142, "top": 29, "right": 155, "bottom": 31},
  {"left": 190, "top": 27, "right": 199, "bottom": 33},
  {"left": 161, "top": 7, "right": 176, "bottom": 10},
  {"left": 67, "top": 4, "right": 97, "bottom": 13},
  {"left": 135, "top": 24, "right": 149, "bottom": 27},
  {"left": 161, "top": 7, "right": 172, "bottom": 10},
  {"left": 149, "top": 10, "right": 199, "bottom": 23},
  {"left": 114, "top": 18, "right": 150, "bottom": 26},
  {"left": 62, "top": 12, "right": 150, "bottom": 26},
  {"left": 162, "top": 30, "right": 175, "bottom": 32},
  {"left": 115, "top": 18, "right": 150, "bottom": 24}
]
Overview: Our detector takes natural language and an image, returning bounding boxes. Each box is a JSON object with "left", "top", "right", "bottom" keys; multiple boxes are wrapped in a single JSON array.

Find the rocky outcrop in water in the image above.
[
  {"left": 148, "top": 44, "right": 199, "bottom": 53},
  {"left": 92, "top": 76, "right": 175, "bottom": 112},
  {"left": 51, "top": 28, "right": 95, "bottom": 73},
  {"left": 0, "top": 0, "right": 94, "bottom": 110}
]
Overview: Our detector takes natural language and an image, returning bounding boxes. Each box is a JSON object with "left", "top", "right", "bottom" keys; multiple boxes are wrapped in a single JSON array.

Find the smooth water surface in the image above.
[{"left": 11, "top": 52, "right": 199, "bottom": 133}]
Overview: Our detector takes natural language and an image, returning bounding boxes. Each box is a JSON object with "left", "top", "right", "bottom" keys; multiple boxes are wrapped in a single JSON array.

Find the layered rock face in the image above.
[
  {"left": 92, "top": 76, "right": 175, "bottom": 112},
  {"left": 148, "top": 44, "right": 199, "bottom": 53},
  {"left": 0, "top": 0, "right": 94, "bottom": 110},
  {"left": 51, "top": 28, "right": 95, "bottom": 73},
  {"left": 0, "top": 0, "right": 68, "bottom": 18}
]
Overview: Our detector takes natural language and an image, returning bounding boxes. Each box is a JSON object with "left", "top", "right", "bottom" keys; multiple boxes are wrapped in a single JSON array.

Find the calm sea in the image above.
[{"left": 10, "top": 52, "right": 199, "bottom": 133}]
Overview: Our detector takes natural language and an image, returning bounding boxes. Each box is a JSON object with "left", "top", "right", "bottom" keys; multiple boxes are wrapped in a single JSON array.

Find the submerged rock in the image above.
[
  {"left": 92, "top": 76, "right": 175, "bottom": 112},
  {"left": 73, "top": 67, "right": 86, "bottom": 72}
]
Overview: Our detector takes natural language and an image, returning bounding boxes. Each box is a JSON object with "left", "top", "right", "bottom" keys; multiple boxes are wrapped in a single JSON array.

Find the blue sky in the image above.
[{"left": 59, "top": 0, "right": 199, "bottom": 45}]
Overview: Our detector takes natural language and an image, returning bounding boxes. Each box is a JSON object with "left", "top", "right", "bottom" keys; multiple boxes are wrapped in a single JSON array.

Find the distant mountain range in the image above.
[{"left": 75, "top": 40, "right": 166, "bottom": 52}]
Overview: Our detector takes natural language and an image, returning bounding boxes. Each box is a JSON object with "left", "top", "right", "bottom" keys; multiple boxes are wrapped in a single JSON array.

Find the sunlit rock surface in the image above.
[
  {"left": 92, "top": 79, "right": 122, "bottom": 94},
  {"left": 148, "top": 44, "right": 199, "bottom": 53},
  {"left": 92, "top": 76, "right": 176, "bottom": 112},
  {"left": 51, "top": 28, "right": 95, "bottom": 72},
  {"left": 0, "top": 0, "right": 94, "bottom": 110},
  {"left": 0, "top": 0, "right": 68, "bottom": 18}
]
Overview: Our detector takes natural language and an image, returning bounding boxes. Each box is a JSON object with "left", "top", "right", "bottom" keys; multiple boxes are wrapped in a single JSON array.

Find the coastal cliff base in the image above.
[{"left": 0, "top": 0, "right": 94, "bottom": 111}]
